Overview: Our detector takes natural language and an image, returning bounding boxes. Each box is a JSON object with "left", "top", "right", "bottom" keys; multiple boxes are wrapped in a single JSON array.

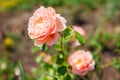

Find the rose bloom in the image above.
[
  {"left": 68, "top": 50, "right": 95, "bottom": 76},
  {"left": 28, "top": 6, "right": 66, "bottom": 46},
  {"left": 73, "top": 25, "right": 86, "bottom": 37},
  {"left": 73, "top": 25, "right": 86, "bottom": 47}
]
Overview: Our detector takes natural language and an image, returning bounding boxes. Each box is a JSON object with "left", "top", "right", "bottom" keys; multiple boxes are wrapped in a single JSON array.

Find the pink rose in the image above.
[
  {"left": 28, "top": 6, "right": 66, "bottom": 46},
  {"left": 73, "top": 25, "right": 86, "bottom": 47},
  {"left": 73, "top": 25, "right": 86, "bottom": 36},
  {"left": 68, "top": 50, "right": 95, "bottom": 76}
]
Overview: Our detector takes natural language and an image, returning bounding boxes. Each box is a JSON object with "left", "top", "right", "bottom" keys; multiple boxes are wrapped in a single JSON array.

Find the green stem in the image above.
[
  {"left": 19, "top": 62, "right": 26, "bottom": 80},
  {"left": 59, "top": 32, "right": 64, "bottom": 52}
]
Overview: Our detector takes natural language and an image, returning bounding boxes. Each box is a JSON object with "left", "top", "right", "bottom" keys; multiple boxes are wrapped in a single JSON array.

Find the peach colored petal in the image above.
[
  {"left": 34, "top": 40, "right": 43, "bottom": 46},
  {"left": 55, "top": 17, "right": 63, "bottom": 31},
  {"left": 46, "top": 33, "right": 60, "bottom": 46},
  {"left": 33, "top": 6, "right": 46, "bottom": 17},
  {"left": 56, "top": 14, "right": 67, "bottom": 31},
  {"left": 34, "top": 37, "right": 48, "bottom": 46},
  {"left": 47, "top": 7, "right": 56, "bottom": 17},
  {"left": 72, "top": 68, "right": 88, "bottom": 76},
  {"left": 89, "top": 60, "right": 95, "bottom": 70}
]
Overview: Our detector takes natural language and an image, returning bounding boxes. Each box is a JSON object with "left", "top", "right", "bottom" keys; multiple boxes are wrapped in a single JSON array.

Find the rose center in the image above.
[
  {"left": 37, "top": 17, "right": 42, "bottom": 23},
  {"left": 77, "top": 59, "right": 81, "bottom": 64}
]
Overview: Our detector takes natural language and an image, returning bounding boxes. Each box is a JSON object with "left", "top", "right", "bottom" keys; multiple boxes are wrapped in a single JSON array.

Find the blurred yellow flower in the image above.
[
  {"left": 4, "top": 37, "right": 14, "bottom": 48},
  {"left": 40, "top": 52, "right": 46, "bottom": 58},
  {"left": 0, "top": 0, "right": 18, "bottom": 12}
]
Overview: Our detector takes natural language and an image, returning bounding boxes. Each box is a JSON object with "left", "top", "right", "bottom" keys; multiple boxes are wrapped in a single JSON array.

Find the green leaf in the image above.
[
  {"left": 116, "top": 40, "right": 120, "bottom": 48},
  {"left": 113, "top": 58, "right": 120, "bottom": 73},
  {"left": 57, "top": 66, "right": 67, "bottom": 75},
  {"left": 44, "top": 63, "right": 52, "bottom": 69},
  {"left": 92, "top": 52, "right": 98, "bottom": 60},
  {"left": 56, "top": 54, "right": 64, "bottom": 64},
  {"left": 56, "top": 58, "right": 64, "bottom": 65},
  {"left": 54, "top": 77, "right": 57, "bottom": 80},
  {"left": 89, "top": 38, "right": 102, "bottom": 51},
  {"left": 39, "top": 44, "right": 47, "bottom": 51},
  {"left": 32, "top": 46, "right": 39, "bottom": 54},
  {"left": 48, "top": 68, "right": 54, "bottom": 76},
  {"left": 37, "top": 75, "right": 48, "bottom": 80},
  {"left": 63, "top": 27, "right": 72, "bottom": 39},
  {"left": 42, "top": 44, "right": 46, "bottom": 51},
  {"left": 36, "top": 56, "right": 42, "bottom": 63},
  {"left": 65, "top": 74, "right": 71, "bottom": 80},
  {"left": 54, "top": 42, "right": 61, "bottom": 51},
  {"left": 19, "top": 62, "right": 26, "bottom": 80},
  {"left": 74, "top": 31, "right": 85, "bottom": 45}
]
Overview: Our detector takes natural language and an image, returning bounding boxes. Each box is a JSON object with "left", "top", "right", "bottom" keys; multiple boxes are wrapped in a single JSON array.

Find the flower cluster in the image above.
[{"left": 28, "top": 6, "right": 95, "bottom": 78}]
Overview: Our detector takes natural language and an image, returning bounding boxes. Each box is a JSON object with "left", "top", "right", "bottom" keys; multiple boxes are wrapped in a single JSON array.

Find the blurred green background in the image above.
[{"left": 0, "top": 0, "right": 120, "bottom": 80}]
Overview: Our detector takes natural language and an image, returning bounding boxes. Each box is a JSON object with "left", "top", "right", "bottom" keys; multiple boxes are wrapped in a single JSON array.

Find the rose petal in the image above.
[
  {"left": 56, "top": 14, "right": 67, "bottom": 31},
  {"left": 46, "top": 33, "right": 60, "bottom": 46}
]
